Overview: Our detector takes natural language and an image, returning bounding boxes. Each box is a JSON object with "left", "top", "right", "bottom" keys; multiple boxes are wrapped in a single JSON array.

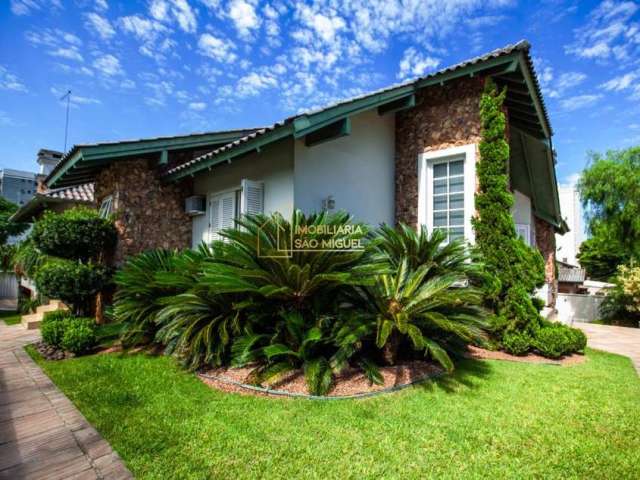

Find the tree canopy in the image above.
[
  {"left": 577, "top": 147, "right": 640, "bottom": 279},
  {"left": 0, "top": 197, "right": 28, "bottom": 245}
]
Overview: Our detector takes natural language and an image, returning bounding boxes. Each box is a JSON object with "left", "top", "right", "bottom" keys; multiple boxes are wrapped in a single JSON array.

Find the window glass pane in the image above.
[
  {"left": 449, "top": 176, "right": 464, "bottom": 193},
  {"left": 433, "top": 211, "right": 447, "bottom": 227},
  {"left": 433, "top": 178, "right": 447, "bottom": 195},
  {"left": 433, "top": 196, "right": 447, "bottom": 211},
  {"left": 449, "top": 193, "right": 464, "bottom": 210},
  {"left": 449, "top": 160, "right": 464, "bottom": 176},
  {"left": 450, "top": 227, "right": 464, "bottom": 240},
  {"left": 449, "top": 210, "right": 464, "bottom": 226},
  {"left": 433, "top": 163, "right": 447, "bottom": 178}
]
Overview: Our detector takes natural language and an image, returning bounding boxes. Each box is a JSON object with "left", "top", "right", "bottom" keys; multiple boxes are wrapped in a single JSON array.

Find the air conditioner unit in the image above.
[{"left": 185, "top": 195, "right": 206, "bottom": 216}]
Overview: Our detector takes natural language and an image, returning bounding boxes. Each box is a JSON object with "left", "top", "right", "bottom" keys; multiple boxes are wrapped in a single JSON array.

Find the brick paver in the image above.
[
  {"left": 574, "top": 322, "right": 640, "bottom": 374},
  {"left": 0, "top": 322, "right": 133, "bottom": 479}
]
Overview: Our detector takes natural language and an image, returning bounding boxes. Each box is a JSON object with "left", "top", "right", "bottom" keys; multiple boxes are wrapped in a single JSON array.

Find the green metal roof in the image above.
[{"left": 45, "top": 129, "right": 259, "bottom": 188}]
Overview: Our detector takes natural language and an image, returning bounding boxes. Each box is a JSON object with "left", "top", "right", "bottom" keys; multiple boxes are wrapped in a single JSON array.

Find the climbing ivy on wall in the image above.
[{"left": 472, "top": 79, "right": 545, "bottom": 336}]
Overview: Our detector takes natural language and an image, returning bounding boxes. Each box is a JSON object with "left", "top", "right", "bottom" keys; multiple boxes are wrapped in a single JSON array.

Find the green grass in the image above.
[
  {"left": 26, "top": 347, "right": 640, "bottom": 479},
  {"left": 0, "top": 310, "right": 22, "bottom": 325}
]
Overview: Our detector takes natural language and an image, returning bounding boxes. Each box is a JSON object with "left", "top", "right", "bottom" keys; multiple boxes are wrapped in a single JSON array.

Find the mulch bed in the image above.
[
  {"left": 200, "top": 361, "right": 444, "bottom": 398},
  {"left": 466, "top": 345, "right": 586, "bottom": 366}
]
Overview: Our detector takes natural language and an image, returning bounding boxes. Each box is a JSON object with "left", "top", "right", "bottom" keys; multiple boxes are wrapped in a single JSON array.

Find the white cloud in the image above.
[
  {"left": 25, "top": 29, "right": 82, "bottom": 48},
  {"left": 119, "top": 15, "right": 168, "bottom": 42},
  {"left": 0, "top": 111, "right": 16, "bottom": 127},
  {"left": 50, "top": 47, "right": 84, "bottom": 62},
  {"left": 93, "top": 54, "right": 124, "bottom": 76},
  {"left": 600, "top": 72, "right": 638, "bottom": 90},
  {"left": 560, "top": 94, "right": 603, "bottom": 111},
  {"left": 296, "top": 5, "right": 345, "bottom": 43},
  {"left": 228, "top": 0, "right": 261, "bottom": 39},
  {"left": 10, "top": 0, "right": 61, "bottom": 16},
  {"left": 85, "top": 13, "right": 116, "bottom": 40},
  {"left": 560, "top": 172, "right": 581, "bottom": 189},
  {"left": 51, "top": 87, "right": 102, "bottom": 107},
  {"left": 95, "top": 0, "right": 108, "bottom": 11},
  {"left": 236, "top": 71, "right": 278, "bottom": 97},
  {"left": 547, "top": 72, "right": 587, "bottom": 98},
  {"left": 0, "top": 66, "right": 27, "bottom": 92},
  {"left": 150, "top": 0, "right": 170, "bottom": 21},
  {"left": 198, "top": 33, "right": 237, "bottom": 63},
  {"left": 188, "top": 101, "right": 207, "bottom": 110},
  {"left": 565, "top": 0, "right": 640, "bottom": 62},
  {"left": 170, "top": 0, "right": 197, "bottom": 33},
  {"left": 397, "top": 47, "right": 440, "bottom": 80}
]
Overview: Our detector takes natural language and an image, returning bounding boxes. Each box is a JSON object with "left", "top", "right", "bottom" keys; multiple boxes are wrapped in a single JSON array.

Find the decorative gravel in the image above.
[
  {"left": 466, "top": 345, "right": 586, "bottom": 365},
  {"left": 200, "top": 361, "right": 444, "bottom": 398}
]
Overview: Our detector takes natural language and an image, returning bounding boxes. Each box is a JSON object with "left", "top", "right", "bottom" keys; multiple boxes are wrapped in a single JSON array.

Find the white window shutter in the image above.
[
  {"left": 240, "top": 179, "right": 264, "bottom": 216},
  {"left": 221, "top": 193, "right": 236, "bottom": 230},
  {"left": 208, "top": 196, "right": 221, "bottom": 242}
]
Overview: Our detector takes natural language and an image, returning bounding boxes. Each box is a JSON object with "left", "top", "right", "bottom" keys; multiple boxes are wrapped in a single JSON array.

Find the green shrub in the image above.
[
  {"left": 31, "top": 207, "right": 117, "bottom": 261},
  {"left": 472, "top": 79, "right": 546, "bottom": 336},
  {"left": 14, "top": 239, "right": 49, "bottom": 278},
  {"left": 35, "top": 259, "right": 111, "bottom": 314},
  {"left": 60, "top": 317, "right": 96, "bottom": 354},
  {"left": 502, "top": 331, "right": 532, "bottom": 356},
  {"left": 18, "top": 295, "right": 40, "bottom": 314},
  {"left": 41, "top": 310, "right": 72, "bottom": 347},
  {"left": 532, "top": 323, "right": 588, "bottom": 359}
]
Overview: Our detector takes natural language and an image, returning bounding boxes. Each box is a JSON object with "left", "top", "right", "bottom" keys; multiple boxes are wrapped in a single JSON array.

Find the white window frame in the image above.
[
  {"left": 515, "top": 223, "right": 531, "bottom": 246},
  {"left": 99, "top": 195, "right": 113, "bottom": 219},
  {"left": 418, "top": 144, "right": 477, "bottom": 243}
]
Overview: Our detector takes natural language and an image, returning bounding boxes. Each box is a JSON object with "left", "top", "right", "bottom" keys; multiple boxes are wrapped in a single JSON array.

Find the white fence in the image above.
[
  {"left": 556, "top": 293, "right": 606, "bottom": 324},
  {"left": 0, "top": 272, "right": 18, "bottom": 299}
]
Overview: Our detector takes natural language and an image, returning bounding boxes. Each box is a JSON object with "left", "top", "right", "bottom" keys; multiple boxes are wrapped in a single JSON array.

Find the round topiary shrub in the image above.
[
  {"left": 40, "top": 310, "right": 72, "bottom": 347},
  {"left": 567, "top": 327, "right": 587, "bottom": 353},
  {"left": 60, "top": 317, "right": 96, "bottom": 354},
  {"left": 31, "top": 207, "right": 117, "bottom": 261},
  {"left": 502, "top": 331, "right": 532, "bottom": 356},
  {"left": 533, "top": 325, "right": 572, "bottom": 359},
  {"left": 35, "top": 259, "right": 111, "bottom": 314}
]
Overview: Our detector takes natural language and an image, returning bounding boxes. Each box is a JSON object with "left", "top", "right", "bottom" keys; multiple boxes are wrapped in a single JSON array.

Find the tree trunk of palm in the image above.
[{"left": 382, "top": 331, "right": 401, "bottom": 365}]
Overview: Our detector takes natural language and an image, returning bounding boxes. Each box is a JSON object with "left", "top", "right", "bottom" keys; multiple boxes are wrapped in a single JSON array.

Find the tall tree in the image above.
[
  {"left": 577, "top": 147, "right": 640, "bottom": 279},
  {"left": 0, "top": 197, "right": 28, "bottom": 244}
]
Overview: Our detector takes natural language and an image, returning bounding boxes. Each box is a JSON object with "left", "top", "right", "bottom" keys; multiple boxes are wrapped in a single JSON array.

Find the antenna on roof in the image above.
[{"left": 60, "top": 90, "right": 71, "bottom": 153}]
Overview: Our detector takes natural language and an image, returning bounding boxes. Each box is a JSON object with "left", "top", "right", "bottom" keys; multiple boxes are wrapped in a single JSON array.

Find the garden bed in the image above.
[
  {"left": 200, "top": 361, "right": 444, "bottom": 398},
  {"left": 466, "top": 345, "right": 586, "bottom": 365}
]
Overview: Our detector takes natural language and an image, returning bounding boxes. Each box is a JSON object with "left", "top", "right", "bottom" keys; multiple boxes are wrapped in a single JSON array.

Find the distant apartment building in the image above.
[
  {"left": 0, "top": 149, "right": 62, "bottom": 206},
  {"left": 556, "top": 185, "right": 584, "bottom": 266}
]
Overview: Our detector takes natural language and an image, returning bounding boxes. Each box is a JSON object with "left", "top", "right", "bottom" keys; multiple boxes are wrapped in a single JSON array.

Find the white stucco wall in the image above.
[
  {"left": 191, "top": 138, "right": 294, "bottom": 247},
  {"left": 511, "top": 189, "right": 534, "bottom": 246},
  {"left": 293, "top": 110, "right": 396, "bottom": 226}
]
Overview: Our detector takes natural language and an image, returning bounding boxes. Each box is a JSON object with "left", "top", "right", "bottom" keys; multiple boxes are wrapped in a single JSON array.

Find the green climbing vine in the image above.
[{"left": 472, "top": 79, "right": 545, "bottom": 337}]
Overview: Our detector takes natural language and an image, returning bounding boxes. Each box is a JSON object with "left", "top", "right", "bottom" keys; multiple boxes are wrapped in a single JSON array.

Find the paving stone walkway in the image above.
[
  {"left": 574, "top": 322, "right": 640, "bottom": 374},
  {"left": 0, "top": 322, "right": 133, "bottom": 479}
]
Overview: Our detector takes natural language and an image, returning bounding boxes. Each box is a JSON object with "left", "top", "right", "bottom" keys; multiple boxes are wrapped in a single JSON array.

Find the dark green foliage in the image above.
[
  {"left": 14, "top": 239, "right": 49, "bottom": 278},
  {"left": 472, "top": 78, "right": 545, "bottom": 336},
  {"left": 115, "top": 211, "right": 490, "bottom": 394},
  {"left": 502, "top": 331, "right": 532, "bottom": 356},
  {"left": 0, "top": 197, "right": 28, "bottom": 245},
  {"left": 577, "top": 234, "right": 628, "bottom": 281},
  {"left": 532, "top": 322, "right": 585, "bottom": 359},
  {"left": 0, "top": 244, "right": 15, "bottom": 272},
  {"left": 60, "top": 317, "right": 97, "bottom": 354},
  {"left": 41, "top": 310, "right": 73, "bottom": 347},
  {"left": 18, "top": 295, "right": 40, "bottom": 314},
  {"left": 35, "top": 259, "right": 110, "bottom": 314},
  {"left": 32, "top": 207, "right": 117, "bottom": 261}
]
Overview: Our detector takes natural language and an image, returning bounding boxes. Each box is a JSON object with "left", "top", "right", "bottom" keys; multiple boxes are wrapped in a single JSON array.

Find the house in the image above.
[
  {"left": 10, "top": 183, "right": 95, "bottom": 223},
  {"left": 558, "top": 261, "right": 587, "bottom": 294},
  {"left": 43, "top": 40, "right": 566, "bottom": 307}
]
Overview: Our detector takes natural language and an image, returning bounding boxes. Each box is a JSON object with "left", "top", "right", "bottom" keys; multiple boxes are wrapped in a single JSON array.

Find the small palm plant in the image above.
[{"left": 359, "top": 225, "right": 487, "bottom": 369}]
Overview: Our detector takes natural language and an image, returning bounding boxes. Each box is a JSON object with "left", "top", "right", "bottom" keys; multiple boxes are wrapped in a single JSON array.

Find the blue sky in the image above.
[{"left": 1, "top": 0, "right": 639, "bottom": 187}]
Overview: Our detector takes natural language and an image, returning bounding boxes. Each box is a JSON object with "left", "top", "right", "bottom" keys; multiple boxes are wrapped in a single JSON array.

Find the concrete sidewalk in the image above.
[
  {"left": 0, "top": 322, "right": 133, "bottom": 479},
  {"left": 574, "top": 322, "right": 640, "bottom": 374}
]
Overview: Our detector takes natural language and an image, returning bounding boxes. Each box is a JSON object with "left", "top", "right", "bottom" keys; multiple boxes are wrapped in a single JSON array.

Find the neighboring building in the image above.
[
  {"left": 36, "top": 149, "right": 63, "bottom": 177},
  {"left": 0, "top": 168, "right": 38, "bottom": 206},
  {"left": 11, "top": 183, "right": 94, "bottom": 223},
  {"left": 557, "top": 261, "right": 586, "bottom": 294},
  {"left": 43, "top": 41, "right": 566, "bottom": 307},
  {"left": 556, "top": 185, "right": 584, "bottom": 266}
]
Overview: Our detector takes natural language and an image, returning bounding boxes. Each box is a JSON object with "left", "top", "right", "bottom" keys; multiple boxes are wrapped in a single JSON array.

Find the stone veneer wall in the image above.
[
  {"left": 394, "top": 76, "right": 485, "bottom": 226},
  {"left": 534, "top": 216, "right": 558, "bottom": 307},
  {"left": 394, "top": 76, "right": 558, "bottom": 307},
  {"left": 95, "top": 158, "right": 192, "bottom": 265}
]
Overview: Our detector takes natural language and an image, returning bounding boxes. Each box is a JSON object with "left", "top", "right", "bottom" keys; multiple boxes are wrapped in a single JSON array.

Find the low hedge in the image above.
[
  {"left": 40, "top": 312, "right": 96, "bottom": 354},
  {"left": 533, "top": 323, "right": 587, "bottom": 359},
  {"left": 502, "top": 331, "right": 532, "bottom": 356}
]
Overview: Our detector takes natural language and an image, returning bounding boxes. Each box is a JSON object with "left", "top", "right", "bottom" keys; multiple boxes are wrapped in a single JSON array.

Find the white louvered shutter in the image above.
[
  {"left": 221, "top": 193, "right": 236, "bottom": 230},
  {"left": 240, "top": 179, "right": 264, "bottom": 216},
  {"left": 208, "top": 196, "right": 221, "bottom": 242}
]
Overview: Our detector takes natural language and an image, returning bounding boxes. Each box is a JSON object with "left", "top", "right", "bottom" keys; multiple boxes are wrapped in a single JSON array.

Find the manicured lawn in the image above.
[
  {"left": 0, "top": 310, "right": 21, "bottom": 325},
  {"left": 27, "top": 347, "right": 640, "bottom": 479}
]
